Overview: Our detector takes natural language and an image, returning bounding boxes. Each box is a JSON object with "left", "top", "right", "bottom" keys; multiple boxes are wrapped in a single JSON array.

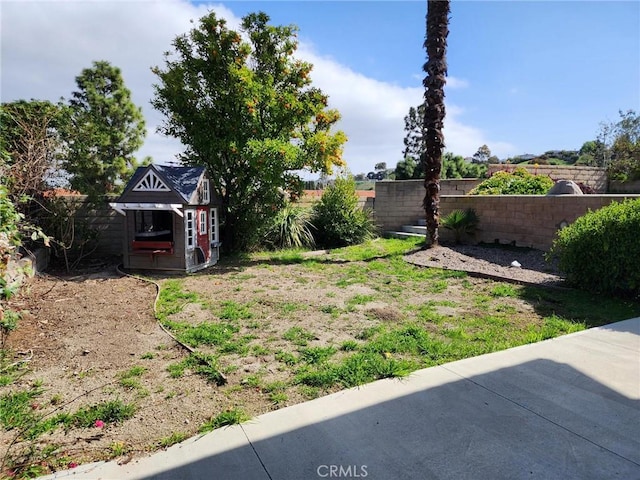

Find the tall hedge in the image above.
[{"left": 550, "top": 198, "right": 640, "bottom": 297}]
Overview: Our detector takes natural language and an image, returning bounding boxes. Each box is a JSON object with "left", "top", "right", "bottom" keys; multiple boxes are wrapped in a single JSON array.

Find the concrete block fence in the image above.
[
  {"left": 487, "top": 164, "right": 608, "bottom": 193},
  {"left": 375, "top": 180, "right": 639, "bottom": 251},
  {"left": 57, "top": 179, "right": 640, "bottom": 259}
]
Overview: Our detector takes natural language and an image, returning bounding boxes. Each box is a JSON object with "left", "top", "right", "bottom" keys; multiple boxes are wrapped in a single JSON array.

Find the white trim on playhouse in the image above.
[
  {"left": 109, "top": 202, "right": 184, "bottom": 217},
  {"left": 132, "top": 170, "right": 171, "bottom": 192}
]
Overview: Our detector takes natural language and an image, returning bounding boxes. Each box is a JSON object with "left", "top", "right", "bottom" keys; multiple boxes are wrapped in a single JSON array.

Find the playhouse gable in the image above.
[
  {"left": 132, "top": 169, "right": 171, "bottom": 193},
  {"left": 118, "top": 165, "right": 209, "bottom": 206}
]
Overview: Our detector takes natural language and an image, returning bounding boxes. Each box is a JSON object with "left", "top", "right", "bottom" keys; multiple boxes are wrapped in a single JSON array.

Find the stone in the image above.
[{"left": 547, "top": 180, "right": 583, "bottom": 195}]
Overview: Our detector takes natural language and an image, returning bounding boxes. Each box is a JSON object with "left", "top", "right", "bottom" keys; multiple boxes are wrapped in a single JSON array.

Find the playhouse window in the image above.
[
  {"left": 185, "top": 210, "right": 195, "bottom": 249},
  {"left": 134, "top": 210, "right": 173, "bottom": 241},
  {"left": 202, "top": 180, "right": 210, "bottom": 203},
  {"left": 210, "top": 208, "right": 219, "bottom": 244},
  {"left": 199, "top": 210, "right": 207, "bottom": 235}
]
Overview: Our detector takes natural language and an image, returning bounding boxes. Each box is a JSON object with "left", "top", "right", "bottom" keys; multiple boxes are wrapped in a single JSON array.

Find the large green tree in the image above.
[
  {"left": 151, "top": 12, "right": 347, "bottom": 251},
  {"left": 422, "top": 0, "right": 450, "bottom": 247},
  {"left": 64, "top": 61, "right": 147, "bottom": 199}
]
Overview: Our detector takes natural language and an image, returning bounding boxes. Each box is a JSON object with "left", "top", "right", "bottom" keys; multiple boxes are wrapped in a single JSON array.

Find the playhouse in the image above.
[{"left": 110, "top": 164, "right": 221, "bottom": 272}]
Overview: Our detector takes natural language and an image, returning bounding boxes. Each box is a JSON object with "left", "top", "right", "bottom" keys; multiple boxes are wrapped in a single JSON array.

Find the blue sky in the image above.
[{"left": 2, "top": 1, "right": 638, "bottom": 176}]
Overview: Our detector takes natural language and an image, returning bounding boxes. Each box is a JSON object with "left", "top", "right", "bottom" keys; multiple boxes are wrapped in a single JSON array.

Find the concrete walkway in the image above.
[{"left": 43, "top": 318, "right": 640, "bottom": 480}]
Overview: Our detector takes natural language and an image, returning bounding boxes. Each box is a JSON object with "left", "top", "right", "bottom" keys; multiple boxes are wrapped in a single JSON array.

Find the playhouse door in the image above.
[{"left": 196, "top": 207, "right": 210, "bottom": 262}]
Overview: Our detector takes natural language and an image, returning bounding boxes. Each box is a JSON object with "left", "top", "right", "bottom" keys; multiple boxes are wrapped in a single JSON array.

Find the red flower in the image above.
[{"left": 94, "top": 419, "right": 105, "bottom": 428}]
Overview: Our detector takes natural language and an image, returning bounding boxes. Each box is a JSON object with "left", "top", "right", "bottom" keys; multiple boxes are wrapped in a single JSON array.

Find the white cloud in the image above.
[
  {"left": 1, "top": 0, "right": 514, "bottom": 179},
  {"left": 446, "top": 76, "right": 470, "bottom": 90}
]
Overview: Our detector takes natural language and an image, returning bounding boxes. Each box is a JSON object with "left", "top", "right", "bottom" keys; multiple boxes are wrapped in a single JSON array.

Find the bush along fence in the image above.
[
  {"left": 487, "top": 164, "right": 608, "bottom": 193},
  {"left": 374, "top": 180, "right": 640, "bottom": 250}
]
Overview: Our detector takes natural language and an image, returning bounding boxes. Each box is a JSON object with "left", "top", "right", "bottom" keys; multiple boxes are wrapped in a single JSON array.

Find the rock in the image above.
[
  {"left": 510, "top": 260, "right": 522, "bottom": 268},
  {"left": 547, "top": 180, "right": 583, "bottom": 195}
]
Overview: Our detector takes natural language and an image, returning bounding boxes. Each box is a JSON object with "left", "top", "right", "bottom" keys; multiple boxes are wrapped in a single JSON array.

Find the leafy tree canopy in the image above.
[
  {"left": 395, "top": 152, "right": 485, "bottom": 180},
  {"left": 472, "top": 144, "right": 491, "bottom": 163},
  {"left": 151, "top": 11, "right": 347, "bottom": 251},
  {"left": 578, "top": 110, "right": 639, "bottom": 178},
  {"left": 63, "top": 60, "right": 147, "bottom": 199},
  {"left": 607, "top": 110, "right": 640, "bottom": 181}
]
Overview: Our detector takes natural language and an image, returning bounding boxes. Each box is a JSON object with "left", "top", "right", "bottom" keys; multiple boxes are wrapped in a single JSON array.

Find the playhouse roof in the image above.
[{"left": 125, "top": 164, "right": 206, "bottom": 203}]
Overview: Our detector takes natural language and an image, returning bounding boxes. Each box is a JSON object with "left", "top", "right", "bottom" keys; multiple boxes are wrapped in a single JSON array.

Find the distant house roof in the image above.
[{"left": 125, "top": 164, "right": 206, "bottom": 203}]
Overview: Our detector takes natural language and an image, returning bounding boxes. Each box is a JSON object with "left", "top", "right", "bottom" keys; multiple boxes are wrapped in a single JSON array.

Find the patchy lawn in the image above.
[{"left": 2, "top": 237, "right": 638, "bottom": 478}]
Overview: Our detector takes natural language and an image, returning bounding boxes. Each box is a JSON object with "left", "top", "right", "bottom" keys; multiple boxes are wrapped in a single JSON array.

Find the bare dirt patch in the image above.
[
  {"left": 1, "top": 244, "right": 566, "bottom": 474},
  {"left": 405, "top": 243, "right": 564, "bottom": 287}
]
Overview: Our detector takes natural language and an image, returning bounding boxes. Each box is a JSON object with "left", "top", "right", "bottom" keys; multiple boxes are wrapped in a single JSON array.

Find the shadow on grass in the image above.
[{"left": 519, "top": 284, "right": 640, "bottom": 328}]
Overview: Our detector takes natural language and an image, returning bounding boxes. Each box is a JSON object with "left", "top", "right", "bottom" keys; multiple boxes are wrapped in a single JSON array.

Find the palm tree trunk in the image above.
[{"left": 422, "top": 0, "right": 450, "bottom": 247}]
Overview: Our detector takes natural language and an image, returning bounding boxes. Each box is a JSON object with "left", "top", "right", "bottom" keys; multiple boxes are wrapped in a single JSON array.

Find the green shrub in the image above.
[
  {"left": 441, "top": 209, "right": 479, "bottom": 244},
  {"left": 311, "top": 176, "right": 377, "bottom": 248},
  {"left": 469, "top": 167, "right": 554, "bottom": 195},
  {"left": 263, "top": 203, "right": 315, "bottom": 250},
  {"left": 549, "top": 198, "right": 640, "bottom": 297},
  {"left": 0, "top": 185, "right": 22, "bottom": 248}
]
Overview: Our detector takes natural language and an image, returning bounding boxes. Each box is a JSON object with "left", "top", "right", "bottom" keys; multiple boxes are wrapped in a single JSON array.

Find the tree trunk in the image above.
[{"left": 421, "top": 0, "right": 450, "bottom": 248}]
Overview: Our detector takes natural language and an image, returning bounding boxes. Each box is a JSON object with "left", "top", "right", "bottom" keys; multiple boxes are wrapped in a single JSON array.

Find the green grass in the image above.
[
  {"left": 167, "top": 352, "right": 226, "bottom": 385},
  {"left": 283, "top": 326, "right": 316, "bottom": 346},
  {"left": 219, "top": 300, "right": 254, "bottom": 321},
  {"left": 164, "top": 320, "right": 245, "bottom": 352},
  {"left": 340, "top": 340, "right": 359, "bottom": 351},
  {"left": 294, "top": 352, "right": 416, "bottom": 389},
  {"left": 320, "top": 304, "right": 341, "bottom": 317},
  {"left": 281, "top": 302, "right": 303, "bottom": 314},
  {"left": 525, "top": 315, "right": 586, "bottom": 343},
  {"left": 330, "top": 237, "right": 423, "bottom": 262},
  {"left": 156, "top": 279, "right": 199, "bottom": 321},
  {"left": 345, "top": 294, "right": 375, "bottom": 311},
  {"left": 0, "top": 388, "right": 137, "bottom": 443},
  {"left": 490, "top": 283, "right": 520, "bottom": 297},
  {"left": 68, "top": 400, "right": 136, "bottom": 428},
  {"left": 275, "top": 350, "right": 298, "bottom": 365},
  {"left": 269, "top": 391, "right": 288, "bottom": 405},
  {"left": 158, "top": 431, "right": 188, "bottom": 448},
  {"left": 520, "top": 286, "right": 639, "bottom": 327},
  {"left": 0, "top": 383, "right": 43, "bottom": 432},
  {"left": 199, "top": 408, "right": 250, "bottom": 433},
  {"left": 298, "top": 346, "right": 337, "bottom": 364}
]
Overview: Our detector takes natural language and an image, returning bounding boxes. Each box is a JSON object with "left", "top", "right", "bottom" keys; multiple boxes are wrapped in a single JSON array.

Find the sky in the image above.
[{"left": 1, "top": 0, "right": 639, "bottom": 177}]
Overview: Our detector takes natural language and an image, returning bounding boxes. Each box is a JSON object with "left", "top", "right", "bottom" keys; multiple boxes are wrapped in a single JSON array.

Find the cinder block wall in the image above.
[
  {"left": 487, "top": 165, "right": 608, "bottom": 192},
  {"left": 375, "top": 181, "right": 639, "bottom": 250},
  {"left": 609, "top": 180, "right": 640, "bottom": 193},
  {"left": 439, "top": 179, "right": 482, "bottom": 195},
  {"left": 438, "top": 195, "right": 639, "bottom": 250}
]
